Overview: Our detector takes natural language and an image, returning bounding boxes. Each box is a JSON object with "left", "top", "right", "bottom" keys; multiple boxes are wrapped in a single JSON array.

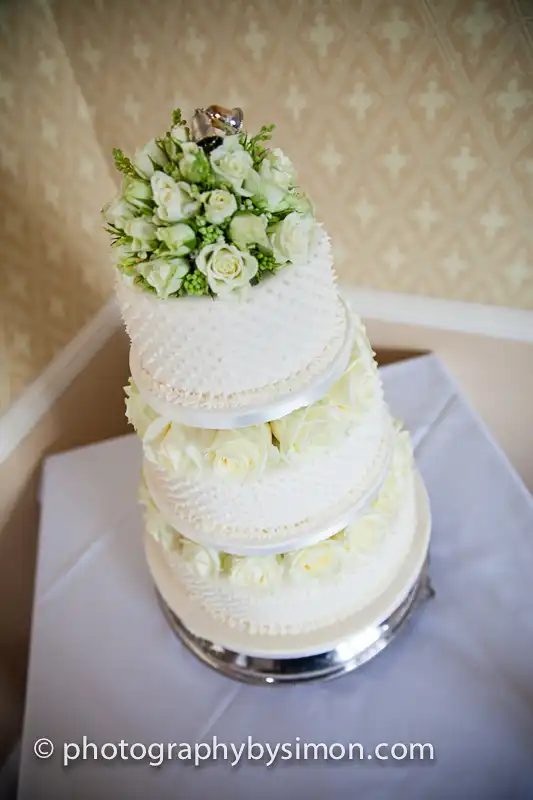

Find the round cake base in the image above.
[
  {"left": 145, "top": 472, "right": 432, "bottom": 683},
  {"left": 155, "top": 562, "right": 433, "bottom": 684}
]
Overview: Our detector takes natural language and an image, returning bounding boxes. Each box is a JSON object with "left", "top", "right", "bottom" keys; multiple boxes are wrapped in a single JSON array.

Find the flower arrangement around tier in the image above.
[
  {"left": 102, "top": 107, "right": 317, "bottom": 299},
  {"left": 125, "top": 334, "right": 381, "bottom": 480},
  {"left": 139, "top": 429, "right": 412, "bottom": 589}
]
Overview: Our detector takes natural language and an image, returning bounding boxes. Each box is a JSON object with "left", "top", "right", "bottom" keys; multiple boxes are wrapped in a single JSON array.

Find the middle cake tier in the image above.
[{"left": 127, "top": 321, "right": 395, "bottom": 554}]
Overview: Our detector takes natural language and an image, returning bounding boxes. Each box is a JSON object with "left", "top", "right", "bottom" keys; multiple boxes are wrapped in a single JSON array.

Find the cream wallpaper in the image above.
[{"left": 1, "top": 0, "right": 533, "bottom": 413}]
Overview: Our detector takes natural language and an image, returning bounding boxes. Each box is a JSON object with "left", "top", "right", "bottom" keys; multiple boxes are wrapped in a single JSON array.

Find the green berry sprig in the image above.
[
  {"left": 163, "top": 162, "right": 181, "bottom": 181},
  {"left": 199, "top": 223, "right": 225, "bottom": 246},
  {"left": 255, "top": 249, "right": 279, "bottom": 275},
  {"left": 183, "top": 269, "right": 209, "bottom": 296}
]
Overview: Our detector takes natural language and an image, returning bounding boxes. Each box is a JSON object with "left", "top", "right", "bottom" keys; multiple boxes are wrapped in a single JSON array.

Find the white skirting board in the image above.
[
  {"left": 345, "top": 289, "right": 533, "bottom": 342},
  {"left": 0, "top": 298, "right": 121, "bottom": 465},
  {"left": 1, "top": 289, "right": 532, "bottom": 465}
]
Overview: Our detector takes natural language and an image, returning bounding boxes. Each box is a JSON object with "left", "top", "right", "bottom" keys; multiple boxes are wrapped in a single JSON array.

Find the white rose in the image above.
[
  {"left": 139, "top": 255, "right": 190, "bottom": 298},
  {"left": 202, "top": 189, "right": 237, "bottom": 224},
  {"left": 133, "top": 138, "right": 169, "bottom": 179},
  {"left": 144, "top": 503, "right": 181, "bottom": 551},
  {"left": 156, "top": 223, "right": 196, "bottom": 255},
  {"left": 151, "top": 172, "right": 200, "bottom": 222},
  {"left": 124, "top": 380, "right": 158, "bottom": 438},
  {"left": 142, "top": 417, "right": 171, "bottom": 465},
  {"left": 391, "top": 430, "right": 413, "bottom": 476},
  {"left": 119, "top": 260, "right": 144, "bottom": 286},
  {"left": 196, "top": 242, "right": 258, "bottom": 297},
  {"left": 370, "top": 432, "right": 412, "bottom": 517},
  {"left": 338, "top": 513, "right": 384, "bottom": 553},
  {"left": 270, "top": 212, "right": 316, "bottom": 265},
  {"left": 229, "top": 555, "right": 282, "bottom": 588},
  {"left": 112, "top": 242, "right": 136, "bottom": 267},
  {"left": 371, "top": 469, "right": 402, "bottom": 517},
  {"left": 229, "top": 212, "right": 270, "bottom": 250},
  {"left": 206, "top": 425, "right": 277, "bottom": 479},
  {"left": 143, "top": 416, "right": 215, "bottom": 474},
  {"left": 210, "top": 136, "right": 254, "bottom": 195},
  {"left": 291, "top": 191, "right": 314, "bottom": 216},
  {"left": 123, "top": 218, "right": 158, "bottom": 254},
  {"left": 271, "top": 403, "right": 345, "bottom": 458},
  {"left": 259, "top": 148, "right": 295, "bottom": 191},
  {"left": 123, "top": 176, "right": 153, "bottom": 209},
  {"left": 181, "top": 541, "right": 221, "bottom": 578},
  {"left": 326, "top": 351, "right": 376, "bottom": 417},
  {"left": 244, "top": 169, "right": 289, "bottom": 212},
  {"left": 170, "top": 123, "right": 189, "bottom": 143},
  {"left": 179, "top": 142, "right": 210, "bottom": 184},
  {"left": 245, "top": 148, "right": 298, "bottom": 212},
  {"left": 284, "top": 540, "right": 342, "bottom": 580},
  {"left": 138, "top": 475, "right": 155, "bottom": 510},
  {"left": 102, "top": 193, "right": 135, "bottom": 229}
]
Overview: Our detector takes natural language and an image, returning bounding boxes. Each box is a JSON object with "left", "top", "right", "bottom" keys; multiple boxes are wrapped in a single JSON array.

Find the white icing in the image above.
[
  {"left": 158, "top": 435, "right": 417, "bottom": 635},
  {"left": 131, "top": 322, "right": 392, "bottom": 549},
  {"left": 117, "top": 228, "right": 346, "bottom": 409},
  {"left": 127, "top": 323, "right": 382, "bottom": 481},
  {"left": 144, "top": 406, "right": 393, "bottom": 547}
]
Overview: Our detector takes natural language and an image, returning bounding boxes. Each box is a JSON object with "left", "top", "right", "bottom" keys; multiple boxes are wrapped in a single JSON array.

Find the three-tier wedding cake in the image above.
[{"left": 102, "top": 104, "right": 430, "bottom": 665}]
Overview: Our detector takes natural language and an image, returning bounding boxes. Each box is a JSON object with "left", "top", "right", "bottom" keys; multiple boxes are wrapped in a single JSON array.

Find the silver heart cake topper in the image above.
[
  {"left": 206, "top": 105, "right": 243, "bottom": 134},
  {"left": 191, "top": 105, "right": 244, "bottom": 143}
]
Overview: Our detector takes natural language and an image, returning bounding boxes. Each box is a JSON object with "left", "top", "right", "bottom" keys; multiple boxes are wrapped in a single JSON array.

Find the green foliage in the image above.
[
  {"left": 172, "top": 108, "right": 185, "bottom": 126},
  {"left": 239, "top": 123, "right": 275, "bottom": 167},
  {"left": 163, "top": 162, "right": 181, "bottom": 180},
  {"left": 112, "top": 148, "right": 138, "bottom": 177},
  {"left": 104, "top": 223, "right": 122, "bottom": 241},
  {"left": 133, "top": 274, "right": 157, "bottom": 294},
  {"left": 268, "top": 206, "right": 294, "bottom": 225},
  {"left": 159, "top": 134, "right": 177, "bottom": 161},
  {"left": 114, "top": 248, "right": 144, "bottom": 274}
]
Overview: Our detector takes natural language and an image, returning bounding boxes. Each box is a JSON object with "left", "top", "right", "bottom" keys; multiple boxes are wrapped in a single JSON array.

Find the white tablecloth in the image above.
[{"left": 18, "top": 355, "right": 533, "bottom": 800}]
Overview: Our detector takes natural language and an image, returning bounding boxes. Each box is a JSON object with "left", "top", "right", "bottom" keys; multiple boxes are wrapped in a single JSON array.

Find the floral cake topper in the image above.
[{"left": 102, "top": 104, "right": 316, "bottom": 299}]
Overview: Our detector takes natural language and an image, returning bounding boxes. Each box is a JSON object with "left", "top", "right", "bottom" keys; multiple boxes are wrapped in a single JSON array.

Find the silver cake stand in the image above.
[
  {"left": 147, "top": 474, "right": 433, "bottom": 685},
  {"left": 155, "top": 560, "right": 434, "bottom": 685}
]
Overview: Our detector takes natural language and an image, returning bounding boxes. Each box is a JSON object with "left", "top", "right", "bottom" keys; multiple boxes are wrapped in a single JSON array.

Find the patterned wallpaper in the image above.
[{"left": 1, "top": 0, "right": 533, "bottom": 413}]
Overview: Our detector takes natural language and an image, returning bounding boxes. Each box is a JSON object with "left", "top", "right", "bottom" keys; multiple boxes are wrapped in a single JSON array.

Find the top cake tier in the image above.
[
  {"left": 117, "top": 229, "right": 349, "bottom": 424},
  {"left": 103, "top": 105, "right": 350, "bottom": 426}
]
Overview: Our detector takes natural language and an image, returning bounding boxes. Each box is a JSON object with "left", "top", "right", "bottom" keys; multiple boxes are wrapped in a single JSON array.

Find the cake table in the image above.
[{"left": 17, "top": 354, "right": 533, "bottom": 800}]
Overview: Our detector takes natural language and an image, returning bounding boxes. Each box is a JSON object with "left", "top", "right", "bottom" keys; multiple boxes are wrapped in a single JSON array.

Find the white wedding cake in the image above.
[{"left": 103, "top": 104, "right": 430, "bottom": 654}]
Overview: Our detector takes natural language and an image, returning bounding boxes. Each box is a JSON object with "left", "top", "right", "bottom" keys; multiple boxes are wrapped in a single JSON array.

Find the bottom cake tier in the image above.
[{"left": 140, "top": 432, "right": 431, "bottom": 658}]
